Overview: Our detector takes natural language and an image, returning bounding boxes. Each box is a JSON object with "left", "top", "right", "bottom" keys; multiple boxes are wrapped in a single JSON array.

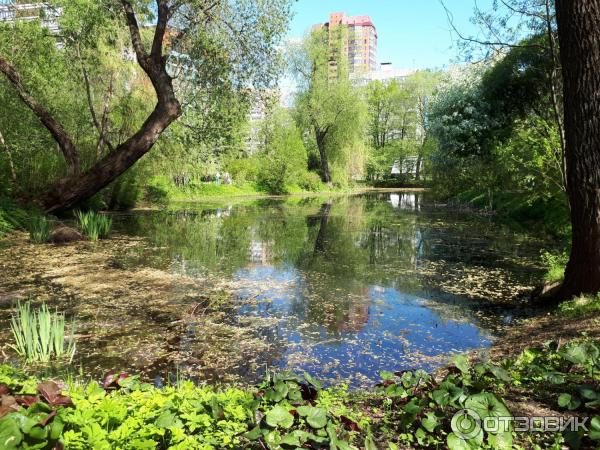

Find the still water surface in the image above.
[{"left": 104, "top": 191, "right": 545, "bottom": 387}]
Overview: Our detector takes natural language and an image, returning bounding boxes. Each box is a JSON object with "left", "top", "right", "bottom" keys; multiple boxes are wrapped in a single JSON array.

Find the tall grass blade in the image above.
[{"left": 9, "top": 301, "right": 76, "bottom": 364}]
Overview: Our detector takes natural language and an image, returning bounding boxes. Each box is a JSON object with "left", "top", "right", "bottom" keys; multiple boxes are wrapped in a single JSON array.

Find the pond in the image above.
[{"left": 0, "top": 191, "right": 550, "bottom": 388}]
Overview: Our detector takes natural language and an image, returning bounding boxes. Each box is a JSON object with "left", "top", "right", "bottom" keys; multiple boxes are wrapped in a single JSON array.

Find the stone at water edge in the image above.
[{"left": 50, "top": 226, "right": 84, "bottom": 244}]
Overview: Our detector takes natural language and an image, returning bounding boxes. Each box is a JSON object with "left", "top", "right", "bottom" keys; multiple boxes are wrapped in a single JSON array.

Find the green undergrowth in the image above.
[
  {"left": 2, "top": 337, "right": 600, "bottom": 449},
  {"left": 559, "top": 294, "right": 600, "bottom": 318},
  {"left": 542, "top": 251, "right": 568, "bottom": 284},
  {"left": 0, "top": 197, "right": 30, "bottom": 237}
]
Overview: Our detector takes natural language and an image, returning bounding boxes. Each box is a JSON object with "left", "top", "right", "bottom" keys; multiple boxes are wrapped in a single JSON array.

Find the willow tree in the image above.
[
  {"left": 0, "top": 0, "right": 291, "bottom": 212},
  {"left": 292, "top": 29, "right": 367, "bottom": 184},
  {"left": 554, "top": 0, "right": 600, "bottom": 298}
]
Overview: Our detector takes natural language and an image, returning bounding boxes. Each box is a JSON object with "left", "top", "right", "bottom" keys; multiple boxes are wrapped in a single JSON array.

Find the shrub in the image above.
[
  {"left": 297, "top": 171, "right": 323, "bottom": 192},
  {"left": 225, "top": 157, "right": 261, "bottom": 183},
  {"left": 75, "top": 210, "right": 112, "bottom": 241},
  {"left": 27, "top": 216, "right": 51, "bottom": 243},
  {"left": 541, "top": 251, "right": 568, "bottom": 284},
  {"left": 10, "top": 301, "right": 76, "bottom": 363},
  {"left": 145, "top": 176, "right": 171, "bottom": 203}
]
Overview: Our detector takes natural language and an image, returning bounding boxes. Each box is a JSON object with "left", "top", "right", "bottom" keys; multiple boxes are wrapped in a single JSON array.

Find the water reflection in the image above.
[{"left": 111, "top": 192, "right": 545, "bottom": 386}]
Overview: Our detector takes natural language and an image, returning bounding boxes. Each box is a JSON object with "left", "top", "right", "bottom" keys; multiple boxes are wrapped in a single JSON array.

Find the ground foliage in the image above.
[{"left": 2, "top": 337, "right": 600, "bottom": 449}]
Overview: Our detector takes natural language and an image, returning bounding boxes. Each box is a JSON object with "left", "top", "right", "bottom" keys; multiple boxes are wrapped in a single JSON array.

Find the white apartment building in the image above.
[{"left": 0, "top": 1, "right": 60, "bottom": 32}]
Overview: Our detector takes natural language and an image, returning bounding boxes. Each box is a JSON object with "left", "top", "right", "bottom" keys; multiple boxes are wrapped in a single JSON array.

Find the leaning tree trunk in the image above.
[{"left": 554, "top": 0, "right": 600, "bottom": 298}]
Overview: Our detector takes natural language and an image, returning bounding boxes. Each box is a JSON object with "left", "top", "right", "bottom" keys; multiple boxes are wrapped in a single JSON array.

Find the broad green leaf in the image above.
[
  {"left": 465, "top": 392, "right": 511, "bottom": 420},
  {"left": 589, "top": 416, "right": 600, "bottom": 440},
  {"left": 488, "top": 431, "right": 513, "bottom": 450},
  {"left": 422, "top": 412, "right": 438, "bottom": 433},
  {"left": 0, "top": 417, "right": 23, "bottom": 450},
  {"left": 265, "top": 405, "right": 294, "bottom": 429},
  {"left": 296, "top": 406, "right": 327, "bottom": 429},
  {"left": 558, "top": 393, "right": 581, "bottom": 411}
]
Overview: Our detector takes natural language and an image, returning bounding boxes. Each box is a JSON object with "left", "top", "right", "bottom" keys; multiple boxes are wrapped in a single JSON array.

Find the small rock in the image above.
[{"left": 50, "top": 226, "right": 83, "bottom": 244}]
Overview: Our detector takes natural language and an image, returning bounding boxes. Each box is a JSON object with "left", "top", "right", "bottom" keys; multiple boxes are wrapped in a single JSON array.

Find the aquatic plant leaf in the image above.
[
  {"left": 266, "top": 381, "right": 288, "bottom": 402},
  {"left": 296, "top": 406, "right": 327, "bottom": 429},
  {"left": 543, "top": 372, "right": 566, "bottom": 384},
  {"left": 465, "top": 392, "right": 511, "bottom": 419},
  {"left": 37, "top": 382, "right": 72, "bottom": 408},
  {"left": 452, "top": 355, "right": 470, "bottom": 374},
  {"left": 578, "top": 386, "right": 600, "bottom": 401},
  {"left": 48, "top": 416, "right": 64, "bottom": 441},
  {"left": 303, "top": 372, "right": 322, "bottom": 391},
  {"left": 364, "top": 435, "right": 378, "bottom": 450},
  {"left": 488, "top": 430, "right": 513, "bottom": 450},
  {"left": 38, "top": 410, "right": 57, "bottom": 427},
  {"left": 14, "top": 396, "right": 40, "bottom": 408},
  {"left": 488, "top": 366, "right": 511, "bottom": 383},
  {"left": 447, "top": 432, "right": 482, "bottom": 450},
  {"left": 0, "top": 396, "right": 20, "bottom": 418},
  {"left": 589, "top": 416, "right": 600, "bottom": 441},
  {"left": 0, "top": 416, "right": 23, "bottom": 450},
  {"left": 265, "top": 405, "right": 294, "bottom": 429},
  {"left": 559, "top": 342, "right": 600, "bottom": 366},
  {"left": 102, "top": 371, "right": 129, "bottom": 390},
  {"left": 558, "top": 393, "right": 581, "bottom": 411},
  {"left": 422, "top": 412, "right": 439, "bottom": 433},
  {"left": 280, "top": 430, "right": 305, "bottom": 446},
  {"left": 244, "top": 425, "right": 262, "bottom": 441}
]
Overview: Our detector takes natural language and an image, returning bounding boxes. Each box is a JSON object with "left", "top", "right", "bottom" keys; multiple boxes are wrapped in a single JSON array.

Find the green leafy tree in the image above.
[
  {"left": 257, "top": 108, "right": 308, "bottom": 194},
  {"left": 292, "top": 29, "right": 367, "bottom": 184},
  {"left": 0, "top": 0, "right": 292, "bottom": 212}
]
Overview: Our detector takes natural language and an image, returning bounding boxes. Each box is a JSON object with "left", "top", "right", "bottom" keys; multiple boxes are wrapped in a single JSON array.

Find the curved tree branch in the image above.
[{"left": 0, "top": 56, "right": 80, "bottom": 175}]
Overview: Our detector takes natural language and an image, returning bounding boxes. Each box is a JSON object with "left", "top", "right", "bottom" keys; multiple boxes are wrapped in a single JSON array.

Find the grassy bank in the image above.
[
  {"left": 450, "top": 189, "right": 570, "bottom": 239},
  {"left": 2, "top": 335, "right": 600, "bottom": 450}
]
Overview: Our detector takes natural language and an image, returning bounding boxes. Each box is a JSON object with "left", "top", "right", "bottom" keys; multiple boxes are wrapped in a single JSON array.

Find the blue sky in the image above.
[{"left": 288, "top": 0, "right": 491, "bottom": 70}]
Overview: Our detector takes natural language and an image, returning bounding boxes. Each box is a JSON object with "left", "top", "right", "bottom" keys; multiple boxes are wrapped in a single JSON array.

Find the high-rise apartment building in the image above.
[{"left": 312, "top": 12, "right": 378, "bottom": 77}]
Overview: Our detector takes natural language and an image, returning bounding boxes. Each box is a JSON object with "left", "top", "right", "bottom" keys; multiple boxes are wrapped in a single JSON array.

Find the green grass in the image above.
[
  {"left": 9, "top": 301, "right": 76, "bottom": 364},
  {"left": 27, "top": 215, "right": 51, "bottom": 243},
  {"left": 559, "top": 294, "right": 600, "bottom": 317},
  {"left": 144, "top": 175, "right": 354, "bottom": 204},
  {"left": 75, "top": 210, "right": 112, "bottom": 241}
]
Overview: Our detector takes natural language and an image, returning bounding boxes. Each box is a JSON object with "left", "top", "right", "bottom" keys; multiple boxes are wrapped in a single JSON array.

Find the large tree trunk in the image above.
[
  {"left": 554, "top": 0, "right": 600, "bottom": 298},
  {"left": 316, "top": 129, "right": 332, "bottom": 183},
  {"left": 41, "top": 95, "right": 180, "bottom": 212}
]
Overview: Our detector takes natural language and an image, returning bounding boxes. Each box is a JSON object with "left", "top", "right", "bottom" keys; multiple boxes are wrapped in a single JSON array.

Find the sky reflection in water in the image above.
[{"left": 115, "top": 191, "right": 544, "bottom": 387}]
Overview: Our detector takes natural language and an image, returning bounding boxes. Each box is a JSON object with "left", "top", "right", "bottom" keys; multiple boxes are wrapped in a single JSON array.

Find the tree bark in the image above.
[
  {"left": 316, "top": 129, "right": 332, "bottom": 183},
  {"left": 0, "top": 130, "right": 17, "bottom": 184},
  {"left": 554, "top": 0, "right": 600, "bottom": 299}
]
